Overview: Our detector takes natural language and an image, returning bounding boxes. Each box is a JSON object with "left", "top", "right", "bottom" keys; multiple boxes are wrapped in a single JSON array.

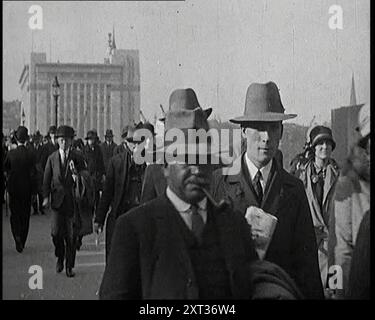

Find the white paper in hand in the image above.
[{"left": 245, "top": 206, "right": 278, "bottom": 260}]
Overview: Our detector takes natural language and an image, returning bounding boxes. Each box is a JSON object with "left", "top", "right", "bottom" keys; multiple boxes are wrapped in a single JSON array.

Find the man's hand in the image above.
[
  {"left": 94, "top": 222, "right": 103, "bottom": 234},
  {"left": 245, "top": 206, "right": 278, "bottom": 259},
  {"left": 42, "top": 197, "right": 49, "bottom": 208}
]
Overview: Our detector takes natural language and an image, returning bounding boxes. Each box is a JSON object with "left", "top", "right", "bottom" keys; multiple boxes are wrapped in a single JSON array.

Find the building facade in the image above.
[
  {"left": 19, "top": 44, "right": 140, "bottom": 143},
  {"left": 2, "top": 100, "right": 21, "bottom": 134},
  {"left": 331, "top": 104, "right": 363, "bottom": 167}
]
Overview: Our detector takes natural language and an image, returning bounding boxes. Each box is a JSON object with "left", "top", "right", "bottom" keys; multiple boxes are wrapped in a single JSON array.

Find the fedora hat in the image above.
[
  {"left": 309, "top": 125, "right": 336, "bottom": 150},
  {"left": 156, "top": 89, "right": 218, "bottom": 160},
  {"left": 105, "top": 129, "right": 114, "bottom": 138},
  {"left": 159, "top": 88, "right": 212, "bottom": 122},
  {"left": 85, "top": 130, "right": 98, "bottom": 140},
  {"left": 15, "top": 126, "right": 29, "bottom": 143},
  {"left": 230, "top": 82, "right": 297, "bottom": 123},
  {"left": 56, "top": 125, "right": 75, "bottom": 138}
]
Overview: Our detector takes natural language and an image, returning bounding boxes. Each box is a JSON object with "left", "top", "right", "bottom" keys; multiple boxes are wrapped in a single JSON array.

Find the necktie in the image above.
[
  {"left": 61, "top": 151, "right": 66, "bottom": 165},
  {"left": 190, "top": 204, "right": 205, "bottom": 241},
  {"left": 253, "top": 170, "right": 263, "bottom": 204}
]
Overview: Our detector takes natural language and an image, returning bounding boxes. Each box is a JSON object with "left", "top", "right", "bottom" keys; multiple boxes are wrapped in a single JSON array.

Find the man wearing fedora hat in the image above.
[
  {"left": 4, "top": 126, "right": 37, "bottom": 253},
  {"left": 79, "top": 130, "right": 106, "bottom": 249},
  {"left": 95, "top": 124, "right": 145, "bottom": 261},
  {"left": 100, "top": 129, "right": 117, "bottom": 171},
  {"left": 40, "top": 125, "right": 59, "bottom": 172},
  {"left": 100, "top": 89, "right": 307, "bottom": 300},
  {"left": 43, "top": 125, "right": 86, "bottom": 277},
  {"left": 99, "top": 90, "right": 260, "bottom": 299},
  {"left": 212, "top": 82, "right": 323, "bottom": 299},
  {"left": 83, "top": 131, "right": 105, "bottom": 196},
  {"left": 140, "top": 89, "right": 213, "bottom": 204}
]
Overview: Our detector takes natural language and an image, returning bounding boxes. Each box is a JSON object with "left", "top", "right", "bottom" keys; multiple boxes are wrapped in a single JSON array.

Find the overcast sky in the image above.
[{"left": 3, "top": 0, "right": 370, "bottom": 126}]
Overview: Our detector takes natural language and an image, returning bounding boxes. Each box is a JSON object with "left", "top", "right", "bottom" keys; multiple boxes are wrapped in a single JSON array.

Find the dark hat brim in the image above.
[
  {"left": 159, "top": 107, "right": 213, "bottom": 122},
  {"left": 153, "top": 142, "right": 233, "bottom": 166},
  {"left": 230, "top": 112, "right": 297, "bottom": 123}
]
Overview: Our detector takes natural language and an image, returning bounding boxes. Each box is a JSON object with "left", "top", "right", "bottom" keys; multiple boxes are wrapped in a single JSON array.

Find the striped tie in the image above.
[{"left": 253, "top": 170, "right": 263, "bottom": 204}]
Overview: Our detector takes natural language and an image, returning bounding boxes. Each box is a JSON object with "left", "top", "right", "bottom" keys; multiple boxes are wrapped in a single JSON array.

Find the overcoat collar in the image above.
[{"left": 225, "top": 152, "right": 294, "bottom": 218}]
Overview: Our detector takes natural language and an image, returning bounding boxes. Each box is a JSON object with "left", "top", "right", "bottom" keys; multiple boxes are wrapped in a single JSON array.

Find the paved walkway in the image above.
[{"left": 3, "top": 206, "right": 105, "bottom": 300}]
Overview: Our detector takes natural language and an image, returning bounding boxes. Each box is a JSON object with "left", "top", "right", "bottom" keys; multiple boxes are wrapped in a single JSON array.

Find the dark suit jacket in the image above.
[
  {"left": 4, "top": 145, "right": 37, "bottom": 198},
  {"left": 212, "top": 153, "right": 324, "bottom": 299},
  {"left": 99, "top": 193, "right": 258, "bottom": 299},
  {"left": 95, "top": 150, "right": 133, "bottom": 225},
  {"left": 100, "top": 141, "right": 117, "bottom": 171},
  {"left": 42, "top": 149, "right": 86, "bottom": 213},
  {"left": 140, "top": 163, "right": 167, "bottom": 204}
]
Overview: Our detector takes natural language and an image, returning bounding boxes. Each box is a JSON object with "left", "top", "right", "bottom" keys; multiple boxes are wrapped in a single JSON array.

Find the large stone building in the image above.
[
  {"left": 3, "top": 100, "right": 22, "bottom": 134},
  {"left": 18, "top": 32, "right": 140, "bottom": 143}
]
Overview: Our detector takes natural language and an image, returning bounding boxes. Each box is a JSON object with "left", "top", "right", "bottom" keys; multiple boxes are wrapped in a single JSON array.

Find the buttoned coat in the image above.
[
  {"left": 211, "top": 153, "right": 324, "bottom": 299},
  {"left": 99, "top": 193, "right": 258, "bottom": 299},
  {"left": 42, "top": 149, "right": 86, "bottom": 214}
]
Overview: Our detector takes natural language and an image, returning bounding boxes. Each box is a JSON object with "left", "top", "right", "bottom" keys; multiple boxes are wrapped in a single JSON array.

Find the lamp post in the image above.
[
  {"left": 52, "top": 76, "right": 60, "bottom": 127},
  {"left": 21, "top": 108, "right": 26, "bottom": 126}
]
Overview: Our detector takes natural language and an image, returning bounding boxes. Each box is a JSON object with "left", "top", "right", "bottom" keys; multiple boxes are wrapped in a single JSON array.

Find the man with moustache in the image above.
[
  {"left": 212, "top": 82, "right": 324, "bottom": 299},
  {"left": 99, "top": 89, "right": 260, "bottom": 299}
]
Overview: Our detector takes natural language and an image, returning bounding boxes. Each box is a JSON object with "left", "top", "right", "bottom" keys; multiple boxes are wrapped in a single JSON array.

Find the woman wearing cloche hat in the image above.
[{"left": 297, "top": 125, "right": 339, "bottom": 296}]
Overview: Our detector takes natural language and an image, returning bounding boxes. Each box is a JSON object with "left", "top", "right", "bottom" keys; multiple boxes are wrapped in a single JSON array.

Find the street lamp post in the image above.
[
  {"left": 21, "top": 108, "right": 25, "bottom": 126},
  {"left": 52, "top": 76, "right": 60, "bottom": 127}
]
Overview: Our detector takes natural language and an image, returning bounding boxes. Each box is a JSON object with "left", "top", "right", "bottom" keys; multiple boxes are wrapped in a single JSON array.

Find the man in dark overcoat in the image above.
[
  {"left": 83, "top": 130, "right": 105, "bottom": 208},
  {"left": 94, "top": 125, "right": 145, "bottom": 261},
  {"left": 113, "top": 126, "right": 132, "bottom": 155},
  {"left": 100, "top": 129, "right": 117, "bottom": 171},
  {"left": 4, "top": 126, "right": 37, "bottom": 252},
  {"left": 42, "top": 125, "right": 86, "bottom": 277},
  {"left": 212, "top": 82, "right": 324, "bottom": 299},
  {"left": 99, "top": 88, "right": 260, "bottom": 299}
]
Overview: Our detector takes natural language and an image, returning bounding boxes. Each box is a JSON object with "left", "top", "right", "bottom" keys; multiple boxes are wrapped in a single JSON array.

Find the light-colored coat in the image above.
[
  {"left": 328, "top": 168, "right": 370, "bottom": 296},
  {"left": 299, "top": 159, "right": 339, "bottom": 286}
]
